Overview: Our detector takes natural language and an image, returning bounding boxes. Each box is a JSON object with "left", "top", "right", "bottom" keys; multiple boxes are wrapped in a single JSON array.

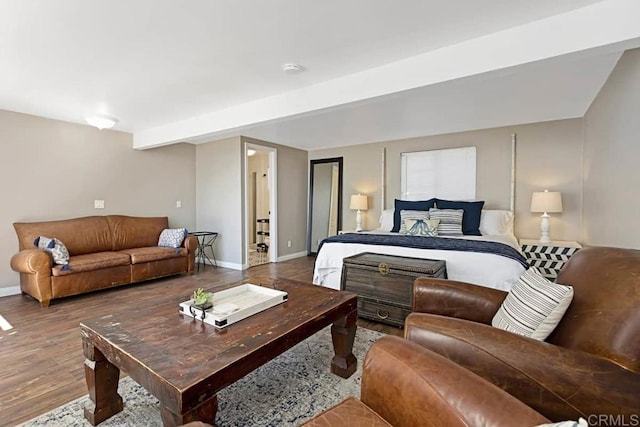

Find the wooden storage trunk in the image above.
[{"left": 340, "top": 252, "right": 446, "bottom": 327}]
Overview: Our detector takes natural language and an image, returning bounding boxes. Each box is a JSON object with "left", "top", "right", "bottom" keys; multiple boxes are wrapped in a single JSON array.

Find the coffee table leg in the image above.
[
  {"left": 83, "top": 340, "right": 123, "bottom": 426},
  {"left": 160, "top": 394, "right": 219, "bottom": 427},
  {"left": 330, "top": 309, "right": 357, "bottom": 378}
]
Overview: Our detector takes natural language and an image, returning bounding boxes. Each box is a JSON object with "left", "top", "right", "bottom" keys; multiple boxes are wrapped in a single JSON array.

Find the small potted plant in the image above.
[{"left": 192, "top": 288, "right": 213, "bottom": 310}]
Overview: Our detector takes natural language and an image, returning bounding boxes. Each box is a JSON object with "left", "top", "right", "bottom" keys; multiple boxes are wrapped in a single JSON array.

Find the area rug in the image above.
[{"left": 19, "top": 327, "right": 384, "bottom": 427}]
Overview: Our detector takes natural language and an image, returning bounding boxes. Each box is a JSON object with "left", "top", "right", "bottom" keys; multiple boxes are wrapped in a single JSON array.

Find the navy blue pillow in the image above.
[
  {"left": 392, "top": 199, "right": 436, "bottom": 232},
  {"left": 435, "top": 199, "right": 485, "bottom": 235}
]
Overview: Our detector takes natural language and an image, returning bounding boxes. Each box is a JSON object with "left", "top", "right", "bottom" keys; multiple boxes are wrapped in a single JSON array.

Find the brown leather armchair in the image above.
[
  {"left": 302, "top": 335, "right": 549, "bottom": 427},
  {"left": 404, "top": 246, "right": 640, "bottom": 423}
]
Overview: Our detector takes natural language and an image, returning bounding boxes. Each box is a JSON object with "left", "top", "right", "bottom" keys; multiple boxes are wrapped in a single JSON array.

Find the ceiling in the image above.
[{"left": 1, "top": 0, "right": 639, "bottom": 151}]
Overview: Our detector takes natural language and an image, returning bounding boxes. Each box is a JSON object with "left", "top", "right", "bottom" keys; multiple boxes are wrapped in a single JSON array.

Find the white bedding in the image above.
[{"left": 313, "top": 231, "right": 525, "bottom": 292}]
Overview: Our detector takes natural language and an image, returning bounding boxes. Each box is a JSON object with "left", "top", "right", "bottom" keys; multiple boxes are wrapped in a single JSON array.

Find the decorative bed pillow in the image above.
[
  {"left": 392, "top": 199, "right": 435, "bottom": 232},
  {"left": 492, "top": 267, "right": 574, "bottom": 340},
  {"left": 405, "top": 219, "right": 439, "bottom": 237},
  {"left": 158, "top": 228, "right": 188, "bottom": 248},
  {"left": 435, "top": 199, "right": 485, "bottom": 235},
  {"left": 479, "top": 209, "right": 514, "bottom": 236},
  {"left": 379, "top": 208, "right": 395, "bottom": 231},
  {"left": 399, "top": 210, "right": 430, "bottom": 234},
  {"left": 34, "top": 236, "right": 70, "bottom": 269},
  {"left": 428, "top": 208, "right": 463, "bottom": 236}
]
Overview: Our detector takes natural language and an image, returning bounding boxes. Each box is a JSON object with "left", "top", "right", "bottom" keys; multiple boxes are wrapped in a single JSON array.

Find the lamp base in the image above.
[
  {"left": 355, "top": 210, "right": 363, "bottom": 232},
  {"left": 539, "top": 213, "right": 551, "bottom": 243}
]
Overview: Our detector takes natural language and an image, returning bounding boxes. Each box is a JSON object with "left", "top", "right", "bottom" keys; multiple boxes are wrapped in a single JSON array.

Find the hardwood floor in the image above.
[{"left": 0, "top": 256, "right": 401, "bottom": 426}]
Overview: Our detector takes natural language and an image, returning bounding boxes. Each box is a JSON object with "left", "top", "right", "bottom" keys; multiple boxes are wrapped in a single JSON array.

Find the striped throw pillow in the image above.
[
  {"left": 492, "top": 267, "right": 574, "bottom": 340},
  {"left": 428, "top": 208, "right": 463, "bottom": 236},
  {"left": 399, "top": 210, "right": 430, "bottom": 234}
]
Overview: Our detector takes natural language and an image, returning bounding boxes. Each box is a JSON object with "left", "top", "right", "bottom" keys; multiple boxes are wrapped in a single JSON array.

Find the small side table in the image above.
[
  {"left": 189, "top": 231, "right": 218, "bottom": 271},
  {"left": 520, "top": 239, "right": 582, "bottom": 281}
]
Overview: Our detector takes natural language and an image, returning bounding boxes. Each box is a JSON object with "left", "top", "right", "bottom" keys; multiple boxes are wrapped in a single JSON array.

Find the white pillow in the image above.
[
  {"left": 479, "top": 210, "right": 514, "bottom": 236},
  {"left": 378, "top": 208, "right": 394, "bottom": 231},
  {"left": 492, "top": 267, "right": 573, "bottom": 340}
]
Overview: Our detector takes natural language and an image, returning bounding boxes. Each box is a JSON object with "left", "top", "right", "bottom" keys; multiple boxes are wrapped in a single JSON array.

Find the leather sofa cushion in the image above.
[
  {"left": 52, "top": 252, "right": 131, "bottom": 276},
  {"left": 119, "top": 247, "right": 187, "bottom": 264},
  {"left": 300, "top": 396, "right": 392, "bottom": 427},
  {"left": 108, "top": 215, "right": 168, "bottom": 251}
]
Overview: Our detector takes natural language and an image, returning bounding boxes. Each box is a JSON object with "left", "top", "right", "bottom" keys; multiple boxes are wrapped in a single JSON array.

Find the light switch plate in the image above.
[
  {"left": 94, "top": 200, "right": 105, "bottom": 209},
  {"left": 176, "top": 200, "right": 182, "bottom": 208}
]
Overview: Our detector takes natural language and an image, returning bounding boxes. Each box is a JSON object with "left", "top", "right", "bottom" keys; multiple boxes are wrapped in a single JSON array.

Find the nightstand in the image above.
[{"left": 520, "top": 239, "right": 582, "bottom": 281}]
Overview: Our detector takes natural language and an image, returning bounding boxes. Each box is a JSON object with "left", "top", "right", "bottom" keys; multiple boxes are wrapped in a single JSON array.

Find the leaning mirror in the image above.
[{"left": 308, "top": 157, "right": 343, "bottom": 255}]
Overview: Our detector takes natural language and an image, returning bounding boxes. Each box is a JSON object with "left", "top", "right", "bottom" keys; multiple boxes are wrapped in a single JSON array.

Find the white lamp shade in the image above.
[
  {"left": 349, "top": 194, "right": 368, "bottom": 211},
  {"left": 531, "top": 191, "right": 563, "bottom": 213}
]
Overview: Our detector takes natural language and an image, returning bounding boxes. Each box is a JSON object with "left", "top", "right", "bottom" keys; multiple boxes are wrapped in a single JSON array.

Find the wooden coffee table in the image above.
[{"left": 80, "top": 278, "right": 358, "bottom": 426}]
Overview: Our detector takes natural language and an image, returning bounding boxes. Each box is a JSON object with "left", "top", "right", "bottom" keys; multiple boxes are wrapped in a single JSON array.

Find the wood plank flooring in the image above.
[{"left": 0, "top": 256, "right": 401, "bottom": 426}]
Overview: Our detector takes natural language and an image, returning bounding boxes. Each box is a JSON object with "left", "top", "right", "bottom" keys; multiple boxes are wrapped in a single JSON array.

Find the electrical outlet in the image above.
[
  {"left": 287, "top": 240, "right": 291, "bottom": 248},
  {"left": 94, "top": 200, "right": 105, "bottom": 209},
  {"left": 176, "top": 200, "right": 182, "bottom": 208}
]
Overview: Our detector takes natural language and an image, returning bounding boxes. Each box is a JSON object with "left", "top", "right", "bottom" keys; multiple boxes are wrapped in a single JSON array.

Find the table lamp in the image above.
[
  {"left": 530, "top": 190, "right": 563, "bottom": 243},
  {"left": 350, "top": 194, "right": 368, "bottom": 231}
]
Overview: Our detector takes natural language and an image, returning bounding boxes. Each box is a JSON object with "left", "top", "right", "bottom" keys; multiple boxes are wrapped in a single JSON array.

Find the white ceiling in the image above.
[{"left": 1, "top": 0, "right": 639, "bottom": 151}]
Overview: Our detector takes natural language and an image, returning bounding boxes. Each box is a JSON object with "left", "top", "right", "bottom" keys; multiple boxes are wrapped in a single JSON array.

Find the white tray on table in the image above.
[{"left": 179, "top": 283, "right": 288, "bottom": 328}]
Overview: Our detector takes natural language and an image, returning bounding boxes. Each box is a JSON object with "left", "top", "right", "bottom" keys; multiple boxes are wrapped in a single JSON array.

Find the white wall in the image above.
[
  {"left": 583, "top": 48, "right": 640, "bottom": 248},
  {"left": 0, "top": 109, "right": 196, "bottom": 291}
]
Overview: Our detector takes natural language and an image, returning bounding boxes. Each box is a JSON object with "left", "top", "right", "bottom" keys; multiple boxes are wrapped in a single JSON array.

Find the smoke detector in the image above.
[{"left": 282, "top": 63, "right": 303, "bottom": 73}]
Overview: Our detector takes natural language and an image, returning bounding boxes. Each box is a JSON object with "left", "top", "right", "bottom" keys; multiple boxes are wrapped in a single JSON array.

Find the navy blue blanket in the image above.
[{"left": 319, "top": 233, "right": 529, "bottom": 268}]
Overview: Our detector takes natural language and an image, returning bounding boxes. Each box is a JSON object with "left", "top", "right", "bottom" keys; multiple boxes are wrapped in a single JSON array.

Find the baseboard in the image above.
[
  {"left": 277, "top": 251, "right": 308, "bottom": 262},
  {"left": 0, "top": 286, "right": 21, "bottom": 297},
  {"left": 215, "top": 260, "right": 243, "bottom": 270}
]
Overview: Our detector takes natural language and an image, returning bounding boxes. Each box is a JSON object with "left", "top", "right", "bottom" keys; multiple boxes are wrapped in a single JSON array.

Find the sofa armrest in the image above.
[
  {"left": 10, "top": 249, "right": 53, "bottom": 307},
  {"left": 361, "top": 335, "right": 549, "bottom": 427},
  {"left": 183, "top": 235, "right": 198, "bottom": 274},
  {"left": 404, "top": 313, "right": 640, "bottom": 421},
  {"left": 183, "top": 235, "right": 198, "bottom": 252},
  {"left": 11, "top": 249, "right": 51, "bottom": 274},
  {"left": 413, "top": 277, "right": 507, "bottom": 324}
]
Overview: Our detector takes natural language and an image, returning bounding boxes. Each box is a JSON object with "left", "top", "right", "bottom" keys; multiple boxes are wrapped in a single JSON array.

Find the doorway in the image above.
[{"left": 245, "top": 143, "right": 277, "bottom": 268}]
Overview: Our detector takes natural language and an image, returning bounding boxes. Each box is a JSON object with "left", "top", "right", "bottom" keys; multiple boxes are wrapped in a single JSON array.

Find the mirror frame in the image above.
[{"left": 308, "top": 157, "right": 343, "bottom": 255}]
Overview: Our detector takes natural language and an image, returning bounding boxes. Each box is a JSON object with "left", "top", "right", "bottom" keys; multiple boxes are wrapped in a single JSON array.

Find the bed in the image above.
[{"left": 313, "top": 207, "right": 527, "bottom": 292}]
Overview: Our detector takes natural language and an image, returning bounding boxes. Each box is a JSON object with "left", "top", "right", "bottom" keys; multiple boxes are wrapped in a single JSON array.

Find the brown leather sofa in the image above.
[
  {"left": 405, "top": 246, "right": 640, "bottom": 423},
  {"left": 11, "top": 215, "right": 197, "bottom": 307},
  {"left": 301, "top": 335, "right": 549, "bottom": 426}
]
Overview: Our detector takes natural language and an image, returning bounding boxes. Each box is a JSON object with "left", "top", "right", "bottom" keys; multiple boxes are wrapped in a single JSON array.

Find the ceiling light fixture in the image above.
[
  {"left": 86, "top": 114, "right": 119, "bottom": 130},
  {"left": 282, "top": 63, "right": 303, "bottom": 73},
  {"left": 247, "top": 149, "right": 256, "bottom": 156}
]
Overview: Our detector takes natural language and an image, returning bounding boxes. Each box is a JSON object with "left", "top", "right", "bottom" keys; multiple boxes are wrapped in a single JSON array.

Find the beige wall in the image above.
[
  {"left": 242, "top": 137, "right": 308, "bottom": 258},
  {"left": 311, "top": 119, "right": 584, "bottom": 242},
  {"left": 583, "top": 48, "right": 640, "bottom": 248},
  {"left": 0, "top": 109, "right": 196, "bottom": 290},
  {"left": 196, "top": 137, "right": 243, "bottom": 267},
  {"left": 195, "top": 136, "right": 308, "bottom": 268}
]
